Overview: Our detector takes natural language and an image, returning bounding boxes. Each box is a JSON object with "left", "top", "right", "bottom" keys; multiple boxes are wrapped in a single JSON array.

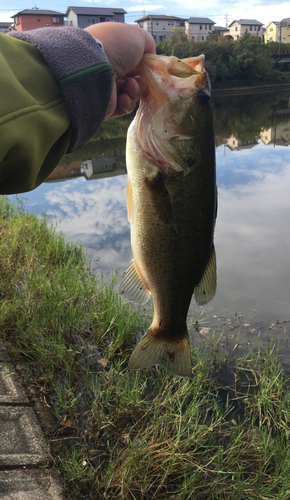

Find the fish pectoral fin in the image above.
[
  {"left": 194, "top": 244, "right": 217, "bottom": 306},
  {"left": 128, "top": 326, "right": 192, "bottom": 378},
  {"left": 118, "top": 261, "right": 151, "bottom": 305},
  {"left": 145, "top": 173, "right": 174, "bottom": 224}
]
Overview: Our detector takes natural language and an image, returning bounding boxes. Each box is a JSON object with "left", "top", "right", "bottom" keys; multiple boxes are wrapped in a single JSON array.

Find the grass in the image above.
[{"left": 1, "top": 196, "right": 290, "bottom": 499}]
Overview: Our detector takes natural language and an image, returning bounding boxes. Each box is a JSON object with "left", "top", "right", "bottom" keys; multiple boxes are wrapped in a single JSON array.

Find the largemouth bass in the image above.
[{"left": 119, "top": 53, "right": 217, "bottom": 378}]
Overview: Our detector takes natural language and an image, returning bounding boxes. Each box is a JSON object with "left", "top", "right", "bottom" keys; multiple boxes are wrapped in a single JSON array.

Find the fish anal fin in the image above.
[
  {"left": 118, "top": 261, "right": 151, "bottom": 305},
  {"left": 128, "top": 326, "right": 192, "bottom": 378},
  {"left": 127, "top": 178, "right": 133, "bottom": 223},
  {"left": 194, "top": 244, "right": 217, "bottom": 306},
  {"left": 145, "top": 173, "right": 173, "bottom": 224}
]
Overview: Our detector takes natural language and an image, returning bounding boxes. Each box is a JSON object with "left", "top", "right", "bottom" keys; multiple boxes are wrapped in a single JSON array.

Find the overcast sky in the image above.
[{"left": 0, "top": 0, "right": 289, "bottom": 28}]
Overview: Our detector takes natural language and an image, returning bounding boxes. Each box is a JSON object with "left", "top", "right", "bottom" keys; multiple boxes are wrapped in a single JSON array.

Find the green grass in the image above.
[{"left": 1, "top": 196, "right": 290, "bottom": 500}]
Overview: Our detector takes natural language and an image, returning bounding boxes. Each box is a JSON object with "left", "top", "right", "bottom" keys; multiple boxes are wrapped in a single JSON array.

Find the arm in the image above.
[{"left": 0, "top": 24, "right": 155, "bottom": 195}]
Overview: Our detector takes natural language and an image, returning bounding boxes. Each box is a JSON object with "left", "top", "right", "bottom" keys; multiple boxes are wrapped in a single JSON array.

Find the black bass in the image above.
[{"left": 119, "top": 53, "right": 217, "bottom": 378}]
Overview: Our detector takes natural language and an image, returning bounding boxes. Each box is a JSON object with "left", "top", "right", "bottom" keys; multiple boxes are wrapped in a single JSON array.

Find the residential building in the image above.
[
  {"left": 45, "top": 162, "right": 83, "bottom": 182},
  {"left": 227, "top": 135, "right": 259, "bottom": 150},
  {"left": 185, "top": 18, "right": 215, "bottom": 41},
  {"left": 228, "top": 19, "right": 263, "bottom": 40},
  {"left": 264, "top": 18, "right": 290, "bottom": 44},
  {"left": 135, "top": 15, "right": 186, "bottom": 43},
  {"left": 260, "top": 123, "right": 290, "bottom": 146},
  {"left": 66, "top": 7, "right": 126, "bottom": 29},
  {"left": 0, "top": 22, "right": 12, "bottom": 33},
  {"left": 11, "top": 10, "right": 65, "bottom": 31},
  {"left": 82, "top": 151, "right": 126, "bottom": 180},
  {"left": 214, "top": 26, "right": 230, "bottom": 37}
]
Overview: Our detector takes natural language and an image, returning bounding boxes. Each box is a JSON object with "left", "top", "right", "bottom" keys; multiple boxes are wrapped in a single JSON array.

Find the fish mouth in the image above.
[
  {"left": 132, "top": 54, "right": 210, "bottom": 174},
  {"left": 137, "top": 53, "right": 210, "bottom": 100}
]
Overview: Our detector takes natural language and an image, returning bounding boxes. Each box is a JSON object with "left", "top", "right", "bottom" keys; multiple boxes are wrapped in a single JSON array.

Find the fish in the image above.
[{"left": 119, "top": 53, "right": 217, "bottom": 378}]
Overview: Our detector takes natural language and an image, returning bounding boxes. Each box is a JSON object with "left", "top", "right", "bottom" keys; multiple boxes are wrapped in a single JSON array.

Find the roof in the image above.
[
  {"left": 186, "top": 17, "right": 215, "bottom": 24},
  {"left": 281, "top": 17, "right": 290, "bottom": 26},
  {"left": 0, "top": 21, "right": 12, "bottom": 26},
  {"left": 66, "top": 7, "right": 126, "bottom": 16},
  {"left": 214, "top": 26, "right": 229, "bottom": 31},
  {"left": 135, "top": 15, "right": 186, "bottom": 22},
  {"left": 265, "top": 21, "right": 280, "bottom": 28},
  {"left": 228, "top": 19, "right": 263, "bottom": 27},
  {"left": 11, "top": 9, "right": 65, "bottom": 18}
]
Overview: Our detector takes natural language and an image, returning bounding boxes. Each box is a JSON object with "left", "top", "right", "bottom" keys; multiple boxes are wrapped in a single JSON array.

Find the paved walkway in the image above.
[{"left": 0, "top": 344, "right": 63, "bottom": 499}]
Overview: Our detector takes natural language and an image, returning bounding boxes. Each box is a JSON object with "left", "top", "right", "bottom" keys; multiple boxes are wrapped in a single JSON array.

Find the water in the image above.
[{"left": 10, "top": 91, "right": 290, "bottom": 367}]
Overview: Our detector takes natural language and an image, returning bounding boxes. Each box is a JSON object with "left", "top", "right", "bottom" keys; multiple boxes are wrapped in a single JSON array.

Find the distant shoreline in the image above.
[{"left": 212, "top": 82, "right": 290, "bottom": 97}]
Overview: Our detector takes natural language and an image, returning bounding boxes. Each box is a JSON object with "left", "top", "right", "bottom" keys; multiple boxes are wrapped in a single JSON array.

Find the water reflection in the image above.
[{"left": 8, "top": 91, "right": 290, "bottom": 366}]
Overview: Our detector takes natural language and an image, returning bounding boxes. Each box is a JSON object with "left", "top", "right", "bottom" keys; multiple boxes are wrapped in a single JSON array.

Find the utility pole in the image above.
[
  {"left": 225, "top": 13, "right": 228, "bottom": 28},
  {"left": 279, "top": 20, "right": 282, "bottom": 55}
]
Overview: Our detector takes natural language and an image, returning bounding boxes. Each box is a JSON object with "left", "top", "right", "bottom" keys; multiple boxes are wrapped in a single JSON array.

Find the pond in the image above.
[{"left": 10, "top": 90, "right": 290, "bottom": 369}]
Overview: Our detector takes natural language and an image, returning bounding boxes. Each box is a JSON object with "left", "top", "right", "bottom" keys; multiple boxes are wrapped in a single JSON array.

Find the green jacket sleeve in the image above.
[
  {"left": 0, "top": 33, "right": 72, "bottom": 194},
  {"left": 0, "top": 28, "right": 114, "bottom": 195}
]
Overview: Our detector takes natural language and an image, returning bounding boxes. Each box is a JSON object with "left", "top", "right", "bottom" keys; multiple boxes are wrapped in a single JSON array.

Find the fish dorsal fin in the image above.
[
  {"left": 194, "top": 245, "right": 217, "bottom": 306},
  {"left": 119, "top": 261, "right": 151, "bottom": 305}
]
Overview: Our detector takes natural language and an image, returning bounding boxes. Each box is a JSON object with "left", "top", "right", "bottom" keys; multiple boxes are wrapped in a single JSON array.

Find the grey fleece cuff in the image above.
[{"left": 9, "top": 27, "right": 114, "bottom": 151}]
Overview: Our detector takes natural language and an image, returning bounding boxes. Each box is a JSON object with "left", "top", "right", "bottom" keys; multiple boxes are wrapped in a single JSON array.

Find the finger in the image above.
[
  {"left": 109, "top": 93, "right": 137, "bottom": 119},
  {"left": 117, "top": 75, "right": 147, "bottom": 100}
]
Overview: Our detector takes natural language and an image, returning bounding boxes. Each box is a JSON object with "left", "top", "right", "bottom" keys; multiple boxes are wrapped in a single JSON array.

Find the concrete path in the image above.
[{"left": 0, "top": 344, "right": 63, "bottom": 499}]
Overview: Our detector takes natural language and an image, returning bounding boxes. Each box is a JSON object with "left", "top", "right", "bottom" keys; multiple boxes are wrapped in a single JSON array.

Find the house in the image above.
[
  {"left": 66, "top": 7, "right": 126, "bottom": 29},
  {"left": 81, "top": 151, "right": 126, "bottom": 180},
  {"left": 135, "top": 15, "right": 186, "bottom": 43},
  {"left": 11, "top": 10, "right": 65, "bottom": 31},
  {"left": 264, "top": 18, "right": 290, "bottom": 44},
  {"left": 0, "top": 22, "right": 12, "bottom": 33},
  {"left": 185, "top": 18, "right": 215, "bottom": 41},
  {"left": 214, "top": 26, "right": 230, "bottom": 37},
  {"left": 228, "top": 19, "right": 263, "bottom": 40},
  {"left": 227, "top": 135, "right": 259, "bottom": 150}
]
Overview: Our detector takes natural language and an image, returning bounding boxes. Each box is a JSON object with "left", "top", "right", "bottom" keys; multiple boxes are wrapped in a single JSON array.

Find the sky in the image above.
[{"left": 0, "top": 0, "right": 289, "bottom": 29}]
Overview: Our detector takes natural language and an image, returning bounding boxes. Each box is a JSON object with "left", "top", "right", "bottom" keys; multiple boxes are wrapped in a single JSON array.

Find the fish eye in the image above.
[{"left": 197, "top": 90, "right": 210, "bottom": 105}]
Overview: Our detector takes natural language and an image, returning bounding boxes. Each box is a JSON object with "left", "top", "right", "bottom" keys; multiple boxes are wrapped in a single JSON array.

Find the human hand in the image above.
[{"left": 85, "top": 23, "right": 155, "bottom": 118}]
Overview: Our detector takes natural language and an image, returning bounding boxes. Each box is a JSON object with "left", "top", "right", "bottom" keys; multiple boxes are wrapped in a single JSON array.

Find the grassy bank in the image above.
[{"left": 1, "top": 196, "right": 290, "bottom": 499}]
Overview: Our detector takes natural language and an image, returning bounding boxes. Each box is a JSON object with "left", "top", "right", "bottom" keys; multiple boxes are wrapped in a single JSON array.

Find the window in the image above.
[
  {"left": 163, "top": 26, "right": 165, "bottom": 30},
  {"left": 168, "top": 22, "right": 170, "bottom": 25},
  {"left": 156, "top": 21, "right": 159, "bottom": 25},
  {"left": 15, "top": 16, "right": 19, "bottom": 24},
  {"left": 139, "top": 22, "right": 143, "bottom": 27},
  {"left": 254, "top": 25, "right": 256, "bottom": 31},
  {"left": 205, "top": 25, "right": 207, "bottom": 30},
  {"left": 235, "top": 27, "right": 237, "bottom": 31},
  {"left": 37, "top": 17, "right": 40, "bottom": 22},
  {"left": 202, "top": 36, "right": 204, "bottom": 40},
  {"left": 200, "top": 24, "right": 202, "bottom": 30},
  {"left": 159, "top": 35, "right": 162, "bottom": 41},
  {"left": 100, "top": 17, "right": 105, "bottom": 22},
  {"left": 250, "top": 25, "right": 252, "bottom": 31},
  {"left": 46, "top": 23, "right": 49, "bottom": 27},
  {"left": 258, "top": 26, "right": 260, "bottom": 31},
  {"left": 92, "top": 19, "right": 95, "bottom": 24},
  {"left": 52, "top": 17, "right": 60, "bottom": 23},
  {"left": 270, "top": 27, "right": 273, "bottom": 31}
]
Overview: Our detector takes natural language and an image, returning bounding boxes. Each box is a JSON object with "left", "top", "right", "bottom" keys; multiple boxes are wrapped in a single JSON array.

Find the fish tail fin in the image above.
[{"left": 128, "top": 326, "right": 192, "bottom": 378}]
